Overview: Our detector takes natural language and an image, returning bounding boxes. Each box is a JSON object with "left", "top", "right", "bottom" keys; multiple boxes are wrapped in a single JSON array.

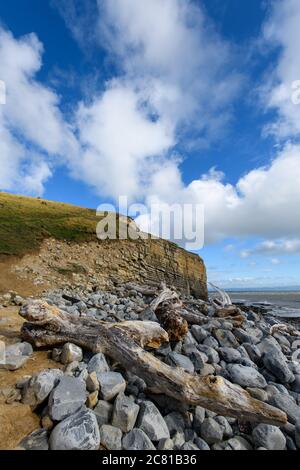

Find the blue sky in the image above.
[{"left": 0, "top": 0, "right": 300, "bottom": 288}]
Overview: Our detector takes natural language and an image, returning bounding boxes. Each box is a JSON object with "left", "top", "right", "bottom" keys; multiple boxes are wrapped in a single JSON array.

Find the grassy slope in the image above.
[{"left": 0, "top": 192, "right": 104, "bottom": 257}]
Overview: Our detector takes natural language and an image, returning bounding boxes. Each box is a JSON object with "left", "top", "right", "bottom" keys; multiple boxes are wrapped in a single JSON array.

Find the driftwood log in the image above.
[{"left": 20, "top": 300, "right": 287, "bottom": 426}]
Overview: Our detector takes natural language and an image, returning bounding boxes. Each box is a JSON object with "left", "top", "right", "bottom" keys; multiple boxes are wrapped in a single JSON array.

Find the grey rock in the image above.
[
  {"left": 213, "top": 329, "right": 239, "bottom": 348},
  {"left": 193, "top": 406, "right": 205, "bottom": 432},
  {"left": 22, "top": 369, "right": 63, "bottom": 406},
  {"left": 172, "top": 431, "right": 185, "bottom": 449},
  {"left": 188, "top": 349, "right": 206, "bottom": 371},
  {"left": 100, "top": 424, "right": 122, "bottom": 450},
  {"left": 19, "top": 429, "right": 49, "bottom": 450},
  {"left": 197, "top": 345, "right": 219, "bottom": 364},
  {"left": 60, "top": 343, "right": 83, "bottom": 365},
  {"left": 122, "top": 429, "right": 156, "bottom": 450},
  {"left": 291, "top": 376, "right": 300, "bottom": 393},
  {"left": 1, "top": 342, "right": 33, "bottom": 370},
  {"left": 181, "top": 442, "right": 199, "bottom": 451},
  {"left": 227, "top": 364, "right": 267, "bottom": 388},
  {"left": 246, "top": 387, "right": 268, "bottom": 402},
  {"left": 269, "top": 393, "right": 300, "bottom": 424},
  {"left": 112, "top": 392, "right": 139, "bottom": 432},
  {"left": 243, "top": 343, "right": 262, "bottom": 364},
  {"left": 214, "top": 416, "right": 233, "bottom": 439},
  {"left": 252, "top": 424, "right": 286, "bottom": 450},
  {"left": 194, "top": 437, "right": 210, "bottom": 450},
  {"left": 257, "top": 337, "right": 282, "bottom": 356},
  {"left": 94, "top": 400, "right": 113, "bottom": 427},
  {"left": 263, "top": 351, "right": 295, "bottom": 384},
  {"left": 203, "top": 336, "right": 219, "bottom": 349},
  {"left": 285, "top": 435, "right": 297, "bottom": 451},
  {"left": 219, "top": 348, "right": 242, "bottom": 364},
  {"left": 158, "top": 438, "right": 174, "bottom": 450},
  {"left": 233, "top": 327, "right": 263, "bottom": 345},
  {"left": 167, "top": 352, "right": 194, "bottom": 373},
  {"left": 48, "top": 376, "right": 86, "bottom": 421},
  {"left": 87, "top": 353, "right": 110, "bottom": 379},
  {"left": 227, "top": 436, "right": 253, "bottom": 450},
  {"left": 49, "top": 409, "right": 100, "bottom": 450},
  {"left": 191, "top": 325, "right": 208, "bottom": 343},
  {"left": 137, "top": 400, "right": 170, "bottom": 441},
  {"left": 200, "top": 418, "right": 224, "bottom": 444},
  {"left": 98, "top": 372, "right": 126, "bottom": 401},
  {"left": 164, "top": 412, "right": 186, "bottom": 435}
]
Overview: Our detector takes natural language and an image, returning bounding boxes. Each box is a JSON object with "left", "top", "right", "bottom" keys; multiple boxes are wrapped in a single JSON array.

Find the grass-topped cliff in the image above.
[
  {"left": 0, "top": 192, "right": 207, "bottom": 299},
  {"left": 0, "top": 192, "right": 103, "bottom": 257}
]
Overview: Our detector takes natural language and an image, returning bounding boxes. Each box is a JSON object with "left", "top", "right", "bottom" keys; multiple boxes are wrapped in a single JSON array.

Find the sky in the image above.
[{"left": 0, "top": 0, "right": 300, "bottom": 289}]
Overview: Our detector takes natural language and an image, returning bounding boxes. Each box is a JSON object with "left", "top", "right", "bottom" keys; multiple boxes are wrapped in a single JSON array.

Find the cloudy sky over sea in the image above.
[{"left": 0, "top": 0, "right": 299, "bottom": 288}]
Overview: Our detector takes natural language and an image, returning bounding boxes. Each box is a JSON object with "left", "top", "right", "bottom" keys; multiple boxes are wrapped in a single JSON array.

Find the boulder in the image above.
[
  {"left": 112, "top": 392, "right": 139, "bottom": 432},
  {"left": 98, "top": 372, "right": 126, "bottom": 401},
  {"left": 0, "top": 342, "right": 33, "bottom": 371},
  {"left": 137, "top": 401, "right": 170, "bottom": 441},
  {"left": 49, "top": 409, "right": 100, "bottom": 450},
  {"left": 200, "top": 418, "right": 224, "bottom": 445},
  {"left": 122, "top": 429, "right": 156, "bottom": 450},
  {"left": 48, "top": 376, "right": 86, "bottom": 421},
  {"left": 100, "top": 424, "right": 122, "bottom": 450},
  {"left": 93, "top": 400, "right": 113, "bottom": 427},
  {"left": 22, "top": 369, "right": 63, "bottom": 407},
  {"left": 227, "top": 364, "right": 267, "bottom": 389},
  {"left": 252, "top": 424, "right": 286, "bottom": 450}
]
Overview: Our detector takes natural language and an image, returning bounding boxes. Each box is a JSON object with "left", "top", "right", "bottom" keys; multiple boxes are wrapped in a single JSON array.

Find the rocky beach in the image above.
[{"left": 1, "top": 284, "right": 300, "bottom": 451}]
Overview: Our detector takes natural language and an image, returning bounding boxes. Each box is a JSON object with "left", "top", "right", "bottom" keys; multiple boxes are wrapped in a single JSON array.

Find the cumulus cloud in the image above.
[
  {"left": 241, "top": 239, "right": 300, "bottom": 258},
  {"left": 0, "top": 27, "right": 77, "bottom": 195},
  {"left": 262, "top": 0, "right": 300, "bottom": 138}
]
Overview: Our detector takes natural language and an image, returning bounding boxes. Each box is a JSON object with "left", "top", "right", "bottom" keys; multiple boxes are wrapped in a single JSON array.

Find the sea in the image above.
[{"left": 210, "top": 289, "right": 300, "bottom": 318}]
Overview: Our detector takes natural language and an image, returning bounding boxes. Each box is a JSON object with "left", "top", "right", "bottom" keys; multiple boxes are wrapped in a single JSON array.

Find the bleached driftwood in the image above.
[{"left": 20, "top": 300, "right": 287, "bottom": 426}]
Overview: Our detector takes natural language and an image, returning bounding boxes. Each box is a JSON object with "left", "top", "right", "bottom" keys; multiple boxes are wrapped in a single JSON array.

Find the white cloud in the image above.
[
  {"left": 136, "top": 143, "right": 300, "bottom": 245},
  {"left": 241, "top": 239, "right": 300, "bottom": 258},
  {"left": 0, "top": 27, "right": 77, "bottom": 195},
  {"left": 262, "top": 0, "right": 300, "bottom": 138}
]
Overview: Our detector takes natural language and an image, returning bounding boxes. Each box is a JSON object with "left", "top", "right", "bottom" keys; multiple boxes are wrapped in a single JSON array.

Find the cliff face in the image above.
[
  {"left": 0, "top": 192, "right": 207, "bottom": 298},
  {"left": 8, "top": 237, "right": 207, "bottom": 299}
]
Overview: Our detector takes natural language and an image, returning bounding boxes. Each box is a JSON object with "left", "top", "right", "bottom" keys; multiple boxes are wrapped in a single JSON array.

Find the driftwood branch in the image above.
[
  {"left": 150, "top": 284, "right": 188, "bottom": 342},
  {"left": 19, "top": 300, "right": 287, "bottom": 426}
]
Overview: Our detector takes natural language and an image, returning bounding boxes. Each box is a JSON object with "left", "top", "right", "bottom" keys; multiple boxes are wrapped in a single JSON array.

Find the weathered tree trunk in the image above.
[{"left": 19, "top": 300, "right": 287, "bottom": 426}]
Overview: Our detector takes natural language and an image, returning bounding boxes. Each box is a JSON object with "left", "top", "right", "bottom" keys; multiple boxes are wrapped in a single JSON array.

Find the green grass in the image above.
[{"left": 0, "top": 192, "right": 107, "bottom": 257}]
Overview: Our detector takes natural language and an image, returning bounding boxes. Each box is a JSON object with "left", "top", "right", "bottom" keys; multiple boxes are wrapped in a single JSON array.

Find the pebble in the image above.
[
  {"left": 60, "top": 343, "right": 83, "bottom": 365},
  {"left": 86, "top": 372, "right": 100, "bottom": 392}
]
